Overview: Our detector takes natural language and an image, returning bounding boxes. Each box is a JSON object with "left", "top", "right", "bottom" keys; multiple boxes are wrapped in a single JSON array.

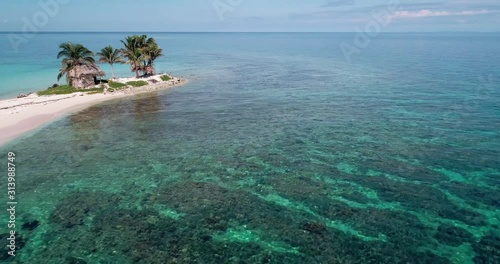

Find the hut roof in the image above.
[{"left": 69, "top": 63, "right": 105, "bottom": 78}]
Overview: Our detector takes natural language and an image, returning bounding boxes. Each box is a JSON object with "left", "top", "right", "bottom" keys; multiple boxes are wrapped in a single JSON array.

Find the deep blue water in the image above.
[{"left": 0, "top": 33, "right": 499, "bottom": 263}]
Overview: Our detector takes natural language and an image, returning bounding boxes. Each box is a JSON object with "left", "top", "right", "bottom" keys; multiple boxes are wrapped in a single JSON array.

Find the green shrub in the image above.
[
  {"left": 126, "top": 80, "right": 148, "bottom": 87},
  {"left": 38, "top": 85, "right": 77, "bottom": 95},
  {"left": 37, "top": 85, "right": 104, "bottom": 96},
  {"left": 160, "top": 75, "right": 172, "bottom": 81},
  {"left": 109, "top": 81, "right": 128, "bottom": 89}
]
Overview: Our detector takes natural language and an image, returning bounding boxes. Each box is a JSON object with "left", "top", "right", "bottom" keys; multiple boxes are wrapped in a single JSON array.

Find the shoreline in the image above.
[{"left": 0, "top": 75, "right": 188, "bottom": 146}]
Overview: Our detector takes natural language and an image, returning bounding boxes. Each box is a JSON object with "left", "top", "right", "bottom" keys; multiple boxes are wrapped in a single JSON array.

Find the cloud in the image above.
[
  {"left": 3, "top": 20, "right": 7, "bottom": 23},
  {"left": 393, "top": 9, "right": 493, "bottom": 18},
  {"left": 322, "top": 0, "right": 356, "bottom": 8}
]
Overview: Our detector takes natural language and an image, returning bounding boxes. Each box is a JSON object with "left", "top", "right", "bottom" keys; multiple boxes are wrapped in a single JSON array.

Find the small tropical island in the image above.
[
  {"left": 0, "top": 34, "right": 187, "bottom": 145},
  {"left": 42, "top": 34, "right": 185, "bottom": 95}
]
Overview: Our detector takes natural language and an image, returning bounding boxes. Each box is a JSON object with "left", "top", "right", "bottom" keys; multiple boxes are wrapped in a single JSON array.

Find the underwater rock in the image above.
[
  {"left": 22, "top": 220, "right": 41, "bottom": 231},
  {"left": 302, "top": 222, "right": 327, "bottom": 235}
]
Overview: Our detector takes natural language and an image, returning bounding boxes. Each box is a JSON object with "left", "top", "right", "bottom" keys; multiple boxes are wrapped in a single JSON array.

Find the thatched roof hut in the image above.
[{"left": 69, "top": 63, "right": 105, "bottom": 88}]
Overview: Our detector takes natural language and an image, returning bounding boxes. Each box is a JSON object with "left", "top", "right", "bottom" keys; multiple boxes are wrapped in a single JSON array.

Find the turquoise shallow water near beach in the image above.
[{"left": 0, "top": 33, "right": 499, "bottom": 263}]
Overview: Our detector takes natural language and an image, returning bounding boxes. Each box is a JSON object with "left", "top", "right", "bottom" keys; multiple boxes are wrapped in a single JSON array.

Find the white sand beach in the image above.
[{"left": 0, "top": 75, "right": 187, "bottom": 146}]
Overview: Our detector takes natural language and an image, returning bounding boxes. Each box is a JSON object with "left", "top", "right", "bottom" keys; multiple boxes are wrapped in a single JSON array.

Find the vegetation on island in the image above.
[
  {"left": 37, "top": 34, "right": 170, "bottom": 96},
  {"left": 126, "top": 80, "right": 148, "bottom": 87},
  {"left": 37, "top": 85, "right": 104, "bottom": 96},
  {"left": 121, "top": 35, "right": 164, "bottom": 78},
  {"left": 108, "top": 81, "right": 128, "bottom": 89},
  {"left": 96, "top": 45, "right": 124, "bottom": 79},
  {"left": 56, "top": 43, "right": 96, "bottom": 86},
  {"left": 160, "top": 75, "right": 172, "bottom": 81}
]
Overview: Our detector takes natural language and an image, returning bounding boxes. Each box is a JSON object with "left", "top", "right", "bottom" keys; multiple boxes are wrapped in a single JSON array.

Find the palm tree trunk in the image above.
[{"left": 110, "top": 64, "right": 116, "bottom": 79}]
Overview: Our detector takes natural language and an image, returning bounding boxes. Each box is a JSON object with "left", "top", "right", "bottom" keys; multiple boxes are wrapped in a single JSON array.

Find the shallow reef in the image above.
[
  {"left": 1, "top": 49, "right": 499, "bottom": 263},
  {"left": 9, "top": 182, "right": 457, "bottom": 263}
]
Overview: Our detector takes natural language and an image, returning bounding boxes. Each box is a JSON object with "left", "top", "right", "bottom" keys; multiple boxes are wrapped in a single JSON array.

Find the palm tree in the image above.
[
  {"left": 144, "top": 45, "right": 164, "bottom": 75},
  {"left": 121, "top": 35, "right": 164, "bottom": 77},
  {"left": 121, "top": 36, "right": 145, "bottom": 78},
  {"left": 97, "top": 46, "right": 123, "bottom": 79},
  {"left": 57, "top": 42, "right": 95, "bottom": 85},
  {"left": 143, "top": 38, "right": 164, "bottom": 75},
  {"left": 127, "top": 49, "right": 144, "bottom": 78}
]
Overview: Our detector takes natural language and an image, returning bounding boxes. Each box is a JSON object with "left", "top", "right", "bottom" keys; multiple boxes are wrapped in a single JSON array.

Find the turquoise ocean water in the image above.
[{"left": 0, "top": 33, "right": 499, "bottom": 263}]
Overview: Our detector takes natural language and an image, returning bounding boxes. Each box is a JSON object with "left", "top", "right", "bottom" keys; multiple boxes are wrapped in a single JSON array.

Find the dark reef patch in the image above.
[
  {"left": 22, "top": 220, "right": 41, "bottom": 231},
  {"left": 155, "top": 181, "right": 450, "bottom": 264},
  {"left": 94, "top": 207, "right": 302, "bottom": 263},
  {"left": 267, "top": 175, "right": 437, "bottom": 248},
  {"left": 66, "top": 256, "right": 88, "bottom": 264},
  {"left": 28, "top": 189, "right": 305, "bottom": 264},
  {"left": 435, "top": 224, "right": 475, "bottom": 247},
  {"left": 302, "top": 222, "right": 327, "bottom": 235},
  {"left": 49, "top": 191, "right": 120, "bottom": 228},
  {"left": 19, "top": 182, "right": 456, "bottom": 263},
  {"left": 473, "top": 233, "right": 500, "bottom": 264}
]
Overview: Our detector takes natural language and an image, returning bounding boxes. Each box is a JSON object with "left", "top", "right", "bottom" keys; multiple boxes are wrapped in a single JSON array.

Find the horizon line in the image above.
[{"left": 1, "top": 31, "right": 500, "bottom": 34}]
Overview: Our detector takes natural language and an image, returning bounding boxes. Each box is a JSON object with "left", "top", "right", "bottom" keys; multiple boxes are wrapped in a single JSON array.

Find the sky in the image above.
[{"left": 0, "top": 0, "right": 499, "bottom": 32}]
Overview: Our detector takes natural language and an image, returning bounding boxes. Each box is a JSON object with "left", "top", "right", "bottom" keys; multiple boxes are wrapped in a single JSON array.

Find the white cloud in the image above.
[{"left": 393, "top": 9, "right": 492, "bottom": 18}]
